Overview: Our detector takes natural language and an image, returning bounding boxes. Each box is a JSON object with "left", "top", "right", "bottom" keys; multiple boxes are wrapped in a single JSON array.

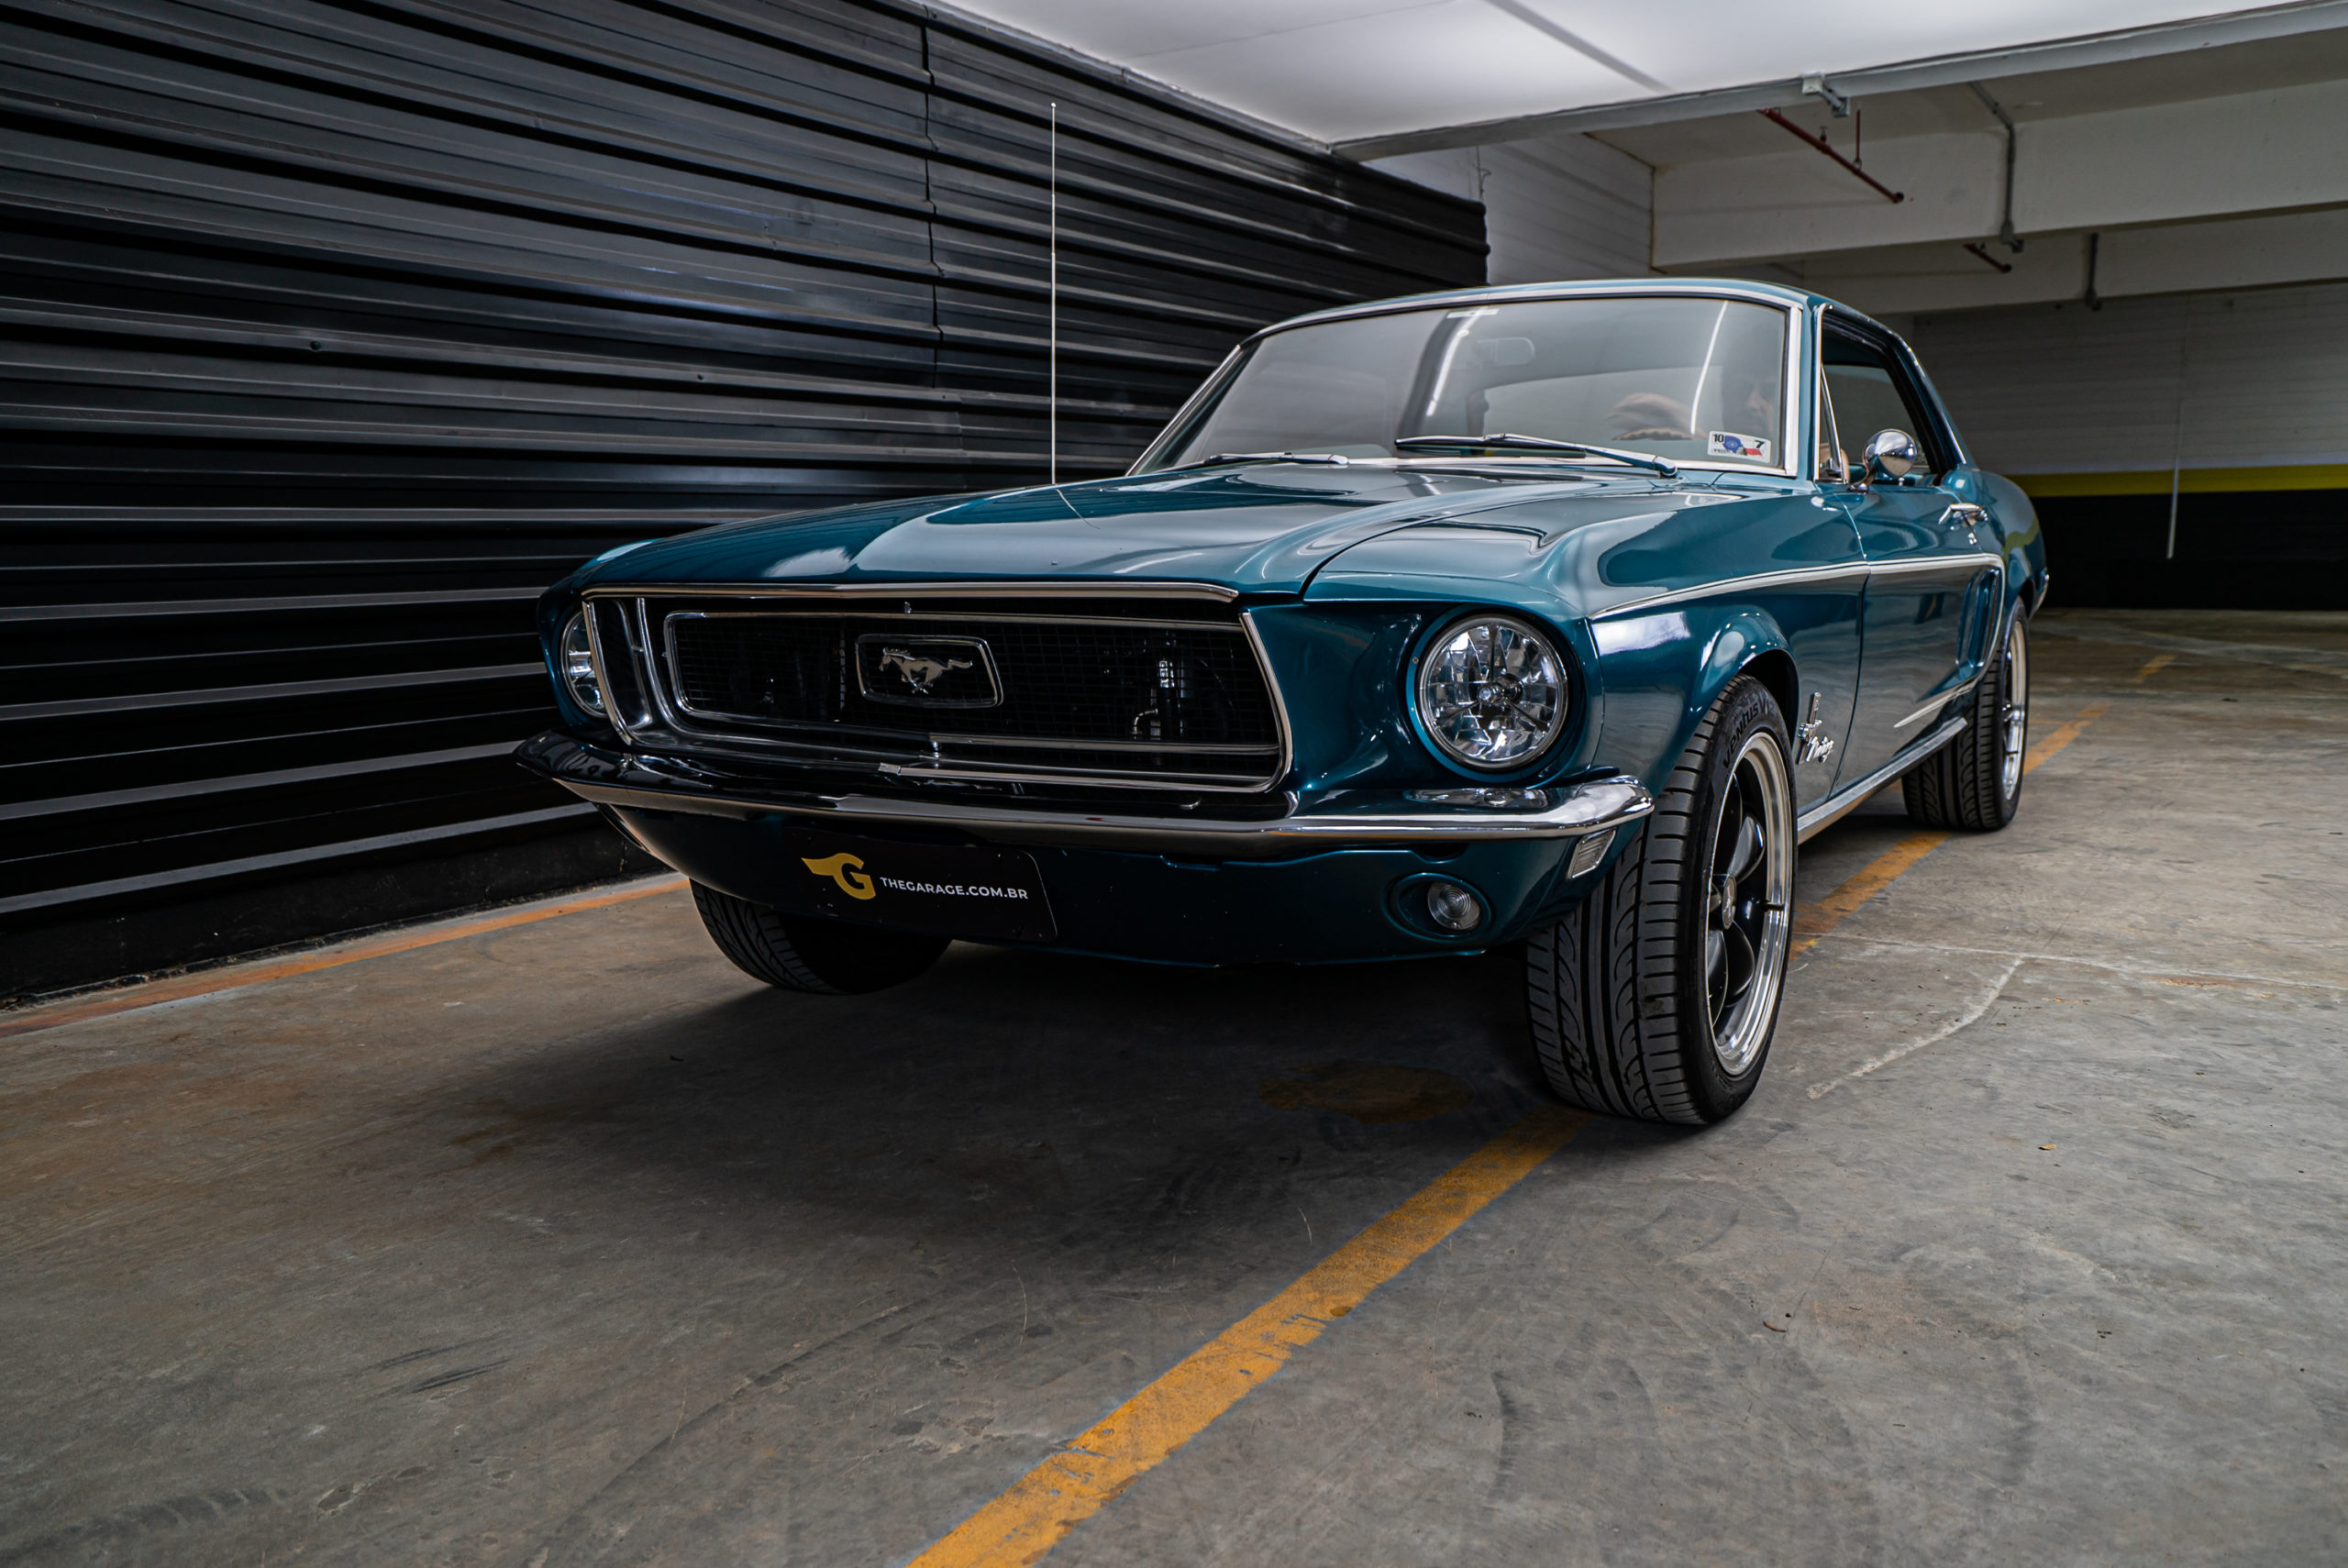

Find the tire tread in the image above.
[
  {"left": 1903, "top": 616, "right": 2024, "bottom": 832},
  {"left": 1528, "top": 684, "right": 1762, "bottom": 1126}
]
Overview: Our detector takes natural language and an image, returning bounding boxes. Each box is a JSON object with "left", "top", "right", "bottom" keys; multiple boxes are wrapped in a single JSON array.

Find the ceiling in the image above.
[{"left": 935, "top": 0, "right": 2308, "bottom": 144}]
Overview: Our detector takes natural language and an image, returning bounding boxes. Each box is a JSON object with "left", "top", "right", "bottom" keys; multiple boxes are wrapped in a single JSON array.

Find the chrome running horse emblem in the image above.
[{"left": 878, "top": 646, "right": 974, "bottom": 696}]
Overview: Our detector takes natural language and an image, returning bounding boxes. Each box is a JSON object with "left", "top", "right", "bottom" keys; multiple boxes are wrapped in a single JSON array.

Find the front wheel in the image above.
[
  {"left": 1903, "top": 613, "right": 2029, "bottom": 831},
  {"left": 692, "top": 883, "right": 947, "bottom": 994},
  {"left": 1524, "top": 675, "right": 1796, "bottom": 1125}
]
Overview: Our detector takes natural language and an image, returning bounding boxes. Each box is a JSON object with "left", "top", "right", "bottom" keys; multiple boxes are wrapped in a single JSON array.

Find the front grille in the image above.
[{"left": 635, "top": 597, "right": 1285, "bottom": 789}]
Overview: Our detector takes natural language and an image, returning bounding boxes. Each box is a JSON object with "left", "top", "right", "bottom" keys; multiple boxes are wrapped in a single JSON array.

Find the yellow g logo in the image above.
[{"left": 802, "top": 852, "right": 876, "bottom": 900}]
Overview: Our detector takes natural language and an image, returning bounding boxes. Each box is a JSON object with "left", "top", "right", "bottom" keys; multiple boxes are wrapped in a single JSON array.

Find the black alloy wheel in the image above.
[
  {"left": 1903, "top": 613, "right": 2030, "bottom": 831},
  {"left": 1525, "top": 674, "right": 1796, "bottom": 1124},
  {"left": 1703, "top": 730, "right": 1794, "bottom": 1077}
]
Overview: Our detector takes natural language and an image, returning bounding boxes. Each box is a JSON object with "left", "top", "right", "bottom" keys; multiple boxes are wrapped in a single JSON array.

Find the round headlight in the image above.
[
  {"left": 559, "top": 610, "right": 605, "bottom": 716},
  {"left": 1414, "top": 615, "right": 1569, "bottom": 770}
]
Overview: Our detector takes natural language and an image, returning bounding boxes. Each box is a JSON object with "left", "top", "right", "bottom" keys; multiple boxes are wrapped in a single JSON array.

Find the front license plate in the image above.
[{"left": 779, "top": 831, "right": 1056, "bottom": 944}]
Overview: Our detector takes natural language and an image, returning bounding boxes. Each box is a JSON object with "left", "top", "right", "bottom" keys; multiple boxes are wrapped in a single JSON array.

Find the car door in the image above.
[{"left": 1823, "top": 319, "right": 2002, "bottom": 783}]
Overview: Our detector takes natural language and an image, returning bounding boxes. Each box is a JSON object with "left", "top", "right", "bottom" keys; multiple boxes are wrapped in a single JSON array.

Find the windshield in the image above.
[{"left": 1143, "top": 295, "right": 1790, "bottom": 473}]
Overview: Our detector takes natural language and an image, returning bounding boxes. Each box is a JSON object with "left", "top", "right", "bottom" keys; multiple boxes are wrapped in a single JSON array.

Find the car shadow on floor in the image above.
[{"left": 418, "top": 939, "right": 1684, "bottom": 1266}]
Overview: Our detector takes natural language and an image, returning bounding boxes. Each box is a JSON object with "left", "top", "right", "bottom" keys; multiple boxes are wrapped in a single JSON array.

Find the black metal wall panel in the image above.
[{"left": 0, "top": 0, "right": 1485, "bottom": 989}]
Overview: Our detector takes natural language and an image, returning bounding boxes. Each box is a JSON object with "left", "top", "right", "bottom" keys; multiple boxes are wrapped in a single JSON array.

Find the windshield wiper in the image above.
[
  {"left": 1193, "top": 450, "right": 1352, "bottom": 468},
  {"left": 1394, "top": 433, "right": 1678, "bottom": 479}
]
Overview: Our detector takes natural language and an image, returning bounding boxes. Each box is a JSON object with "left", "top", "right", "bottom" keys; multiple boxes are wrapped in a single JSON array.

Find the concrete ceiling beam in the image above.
[
  {"left": 1652, "top": 77, "right": 2348, "bottom": 268},
  {"left": 1334, "top": 0, "right": 2348, "bottom": 158},
  {"left": 1772, "top": 205, "right": 2348, "bottom": 316}
]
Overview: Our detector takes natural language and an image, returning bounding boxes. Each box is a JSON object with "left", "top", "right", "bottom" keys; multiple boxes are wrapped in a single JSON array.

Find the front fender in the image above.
[{"left": 1590, "top": 603, "right": 1797, "bottom": 795}]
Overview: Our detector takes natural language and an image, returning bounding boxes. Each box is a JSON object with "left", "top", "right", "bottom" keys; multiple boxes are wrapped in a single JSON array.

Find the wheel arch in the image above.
[{"left": 1695, "top": 609, "right": 1799, "bottom": 730}]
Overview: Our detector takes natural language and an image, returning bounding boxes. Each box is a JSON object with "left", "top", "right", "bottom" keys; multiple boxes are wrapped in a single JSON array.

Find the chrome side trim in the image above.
[
  {"left": 1795, "top": 714, "right": 1966, "bottom": 842},
  {"left": 519, "top": 737, "right": 1649, "bottom": 860},
  {"left": 1892, "top": 673, "right": 1984, "bottom": 731},
  {"left": 1589, "top": 551, "right": 2005, "bottom": 622},
  {"left": 1866, "top": 552, "right": 2006, "bottom": 578},
  {"left": 1591, "top": 561, "right": 1872, "bottom": 619},
  {"left": 583, "top": 580, "right": 1241, "bottom": 602}
]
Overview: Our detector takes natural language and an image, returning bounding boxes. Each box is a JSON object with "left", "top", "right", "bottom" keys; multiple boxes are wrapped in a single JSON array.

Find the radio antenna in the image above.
[{"left": 1048, "top": 101, "right": 1058, "bottom": 486}]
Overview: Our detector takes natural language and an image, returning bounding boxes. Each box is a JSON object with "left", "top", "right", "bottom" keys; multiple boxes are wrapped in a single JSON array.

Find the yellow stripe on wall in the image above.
[{"left": 2012, "top": 463, "right": 2348, "bottom": 498}]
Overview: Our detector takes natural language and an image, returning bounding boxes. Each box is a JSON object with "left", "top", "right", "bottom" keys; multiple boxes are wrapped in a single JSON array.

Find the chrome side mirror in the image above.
[{"left": 1864, "top": 428, "right": 1922, "bottom": 483}]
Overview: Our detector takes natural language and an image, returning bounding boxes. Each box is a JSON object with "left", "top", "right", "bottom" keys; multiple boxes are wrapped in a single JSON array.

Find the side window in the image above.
[{"left": 1822, "top": 327, "right": 1944, "bottom": 476}]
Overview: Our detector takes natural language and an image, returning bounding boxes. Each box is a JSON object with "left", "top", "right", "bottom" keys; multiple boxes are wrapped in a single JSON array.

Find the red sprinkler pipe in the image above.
[
  {"left": 1759, "top": 108, "right": 1904, "bottom": 204},
  {"left": 1964, "top": 241, "right": 2014, "bottom": 274}
]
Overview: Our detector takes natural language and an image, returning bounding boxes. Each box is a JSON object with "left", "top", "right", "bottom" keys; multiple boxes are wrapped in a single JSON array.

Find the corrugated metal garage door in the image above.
[{"left": 0, "top": 0, "right": 1484, "bottom": 992}]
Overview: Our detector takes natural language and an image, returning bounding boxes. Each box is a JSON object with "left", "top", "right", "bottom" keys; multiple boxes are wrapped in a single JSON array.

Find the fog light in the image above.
[{"left": 1424, "top": 879, "right": 1484, "bottom": 933}]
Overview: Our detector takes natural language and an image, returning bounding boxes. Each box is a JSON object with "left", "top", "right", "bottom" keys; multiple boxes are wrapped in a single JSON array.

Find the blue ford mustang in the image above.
[{"left": 519, "top": 281, "right": 2046, "bottom": 1125}]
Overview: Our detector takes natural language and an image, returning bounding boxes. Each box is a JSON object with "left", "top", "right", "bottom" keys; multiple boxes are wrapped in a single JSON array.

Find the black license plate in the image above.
[{"left": 777, "top": 831, "right": 1056, "bottom": 944}]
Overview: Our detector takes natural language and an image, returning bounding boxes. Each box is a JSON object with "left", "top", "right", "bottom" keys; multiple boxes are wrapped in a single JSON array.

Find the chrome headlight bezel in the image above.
[
  {"left": 558, "top": 608, "right": 605, "bottom": 717},
  {"left": 1412, "top": 613, "right": 1572, "bottom": 773}
]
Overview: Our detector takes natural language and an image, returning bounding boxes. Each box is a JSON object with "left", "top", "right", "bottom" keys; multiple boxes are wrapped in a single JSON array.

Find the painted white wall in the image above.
[
  {"left": 1368, "top": 134, "right": 1654, "bottom": 284},
  {"left": 1908, "top": 280, "right": 2348, "bottom": 476}
]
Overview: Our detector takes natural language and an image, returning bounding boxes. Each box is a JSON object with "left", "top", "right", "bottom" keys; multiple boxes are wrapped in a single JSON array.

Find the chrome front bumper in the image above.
[{"left": 516, "top": 733, "right": 1653, "bottom": 861}]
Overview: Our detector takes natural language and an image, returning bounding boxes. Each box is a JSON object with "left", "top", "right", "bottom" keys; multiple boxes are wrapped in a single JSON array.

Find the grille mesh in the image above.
[{"left": 656, "top": 604, "right": 1282, "bottom": 784}]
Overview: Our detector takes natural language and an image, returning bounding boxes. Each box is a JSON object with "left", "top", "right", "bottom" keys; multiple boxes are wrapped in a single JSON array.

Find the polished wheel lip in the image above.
[
  {"left": 1704, "top": 728, "right": 1794, "bottom": 1077},
  {"left": 1999, "top": 617, "right": 2030, "bottom": 801}
]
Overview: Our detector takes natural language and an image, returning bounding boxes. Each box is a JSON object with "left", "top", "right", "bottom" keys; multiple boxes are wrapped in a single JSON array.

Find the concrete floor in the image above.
[{"left": 4, "top": 608, "right": 2344, "bottom": 1567}]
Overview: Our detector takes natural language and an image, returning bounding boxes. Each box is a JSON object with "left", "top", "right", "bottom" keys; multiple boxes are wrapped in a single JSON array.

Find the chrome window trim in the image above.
[
  {"left": 1268, "top": 281, "right": 1809, "bottom": 333},
  {"left": 1132, "top": 288, "right": 1805, "bottom": 481},
  {"left": 581, "top": 585, "right": 1297, "bottom": 794},
  {"left": 1811, "top": 304, "right": 1844, "bottom": 483}
]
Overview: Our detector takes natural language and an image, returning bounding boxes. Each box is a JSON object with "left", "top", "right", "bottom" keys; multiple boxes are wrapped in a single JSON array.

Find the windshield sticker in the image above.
[{"left": 1708, "top": 431, "right": 1772, "bottom": 462}]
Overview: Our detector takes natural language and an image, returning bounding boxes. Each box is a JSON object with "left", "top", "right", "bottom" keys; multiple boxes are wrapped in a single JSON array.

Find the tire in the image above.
[
  {"left": 692, "top": 882, "right": 947, "bottom": 994},
  {"left": 1902, "top": 612, "right": 2029, "bottom": 832},
  {"left": 1525, "top": 675, "right": 1797, "bottom": 1126}
]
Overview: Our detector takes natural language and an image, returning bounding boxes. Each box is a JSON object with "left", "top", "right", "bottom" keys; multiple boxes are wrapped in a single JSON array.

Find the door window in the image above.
[{"left": 1822, "top": 329, "right": 1944, "bottom": 477}]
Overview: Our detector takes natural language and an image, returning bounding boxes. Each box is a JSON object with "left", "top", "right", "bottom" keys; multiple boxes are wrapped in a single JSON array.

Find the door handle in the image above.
[{"left": 1942, "top": 502, "right": 1989, "bottom": 528}]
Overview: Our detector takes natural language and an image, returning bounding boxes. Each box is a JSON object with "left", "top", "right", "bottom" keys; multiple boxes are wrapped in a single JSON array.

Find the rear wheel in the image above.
[
  {"left": 692, "top": 883, "right": 947, "bottom": 994},
  {"left": 1903, "top": 613, "right": 2029, "bottom": 831},
  {"left": 1525, "top": 675, "right": 1795, "bottom": 1125}
]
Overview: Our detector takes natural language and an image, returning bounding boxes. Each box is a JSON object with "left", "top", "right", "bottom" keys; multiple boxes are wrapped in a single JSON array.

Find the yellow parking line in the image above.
[
  {"left": 1792, "top": 698, "right": 2110, "bottom": 955},
  {"left": 2022, "top": 701, "right": 2109, "bottom": 774},
  {"left": 1791, "top": 831, "right": 1948, "bottom": 954},
  {"left": 907, "top": 1105, "right": 1592, "bottom": 1568},
  {"left": 918, "top": 690, "right": 2128, "bottom": 1563}
]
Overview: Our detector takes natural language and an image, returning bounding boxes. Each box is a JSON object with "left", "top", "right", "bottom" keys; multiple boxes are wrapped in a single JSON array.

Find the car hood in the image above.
[{"left": 574, "top": 465, "right": 1723, "bottom": 597}]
